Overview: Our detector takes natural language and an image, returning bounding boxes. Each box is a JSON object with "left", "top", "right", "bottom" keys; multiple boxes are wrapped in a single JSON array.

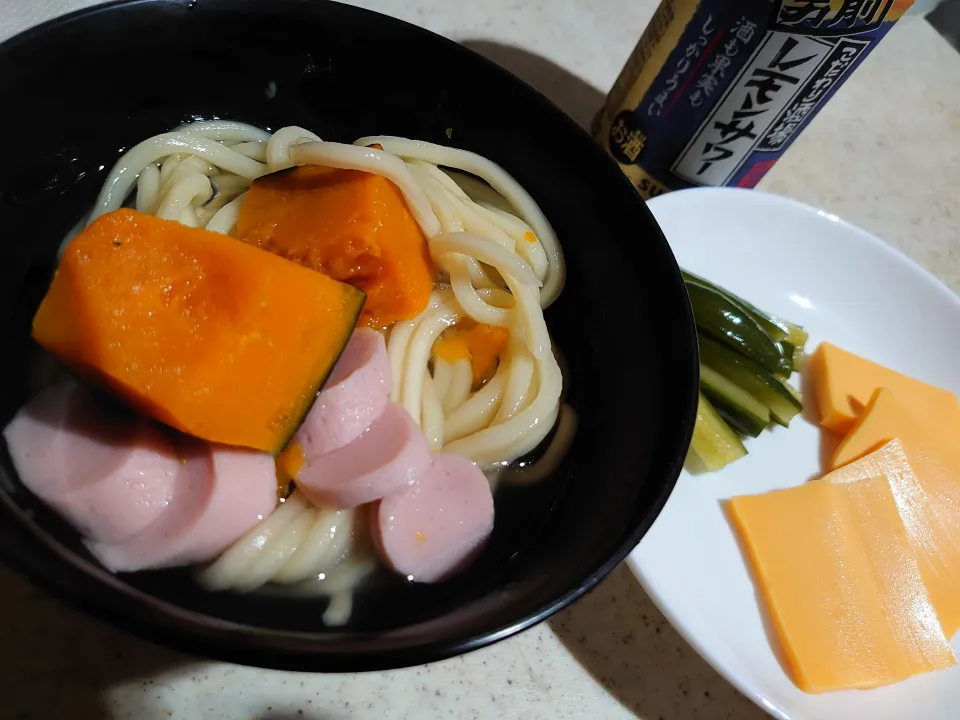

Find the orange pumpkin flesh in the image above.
[
  {"left": 236, "top": 165, "right": 436, "bottom": 328},
  {"left": 32, "top": 208, "right": 364, "bottom": 452}
]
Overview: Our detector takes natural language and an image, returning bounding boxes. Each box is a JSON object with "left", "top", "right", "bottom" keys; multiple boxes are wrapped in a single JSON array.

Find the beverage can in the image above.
[{"left": 593, "top": 0, "right": 915, "bottom": 199}]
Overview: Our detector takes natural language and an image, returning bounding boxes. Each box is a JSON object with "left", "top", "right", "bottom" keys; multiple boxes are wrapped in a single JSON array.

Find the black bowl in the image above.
[{"left": 0, "top": 0, "right": 697, "bottom": 671}]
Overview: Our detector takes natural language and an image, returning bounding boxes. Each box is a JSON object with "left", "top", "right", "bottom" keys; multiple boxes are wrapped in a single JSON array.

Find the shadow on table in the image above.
[
  {"left": 0, "top": 564, "right": 191, "bottom": 720},
  {"left": 258, "top": 713, "right": 342, "bottom": 720},
  {"left": 549, "top": 564, "right": 767, "bottom": 720},
  {"left": 929, "top": 0, "right": 960, "bottom": 52},
  {"left": 458, "top": 39, "right": 605, "bottom": 131}
]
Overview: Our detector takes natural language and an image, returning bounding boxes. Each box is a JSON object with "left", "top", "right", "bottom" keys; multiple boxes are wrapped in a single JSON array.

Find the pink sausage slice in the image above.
[
  {"left": 374, "top": 454, "right": 494, "bottom": 582},
  {"left": 88, "top": 443, "right": 277, "bottom": 572},
  {"left": 3, "top": 382, "right": 180, "bottom": 543},
  {"left": 296, "top": 403, "right": 431, "bottom": 510},
  {"left": 296, "top": 328, "right": 391, "bottom": 458}
]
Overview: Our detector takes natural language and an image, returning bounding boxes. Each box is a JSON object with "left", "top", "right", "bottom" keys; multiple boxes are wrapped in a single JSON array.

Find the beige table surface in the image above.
[{"left": 1, "top": 1, "right": 958, "bottom": 718}]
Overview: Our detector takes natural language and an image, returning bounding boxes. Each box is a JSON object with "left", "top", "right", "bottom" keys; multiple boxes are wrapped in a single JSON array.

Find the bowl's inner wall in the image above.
[{"left": 0, "top": 0, "right": 695, "bottom": 665}]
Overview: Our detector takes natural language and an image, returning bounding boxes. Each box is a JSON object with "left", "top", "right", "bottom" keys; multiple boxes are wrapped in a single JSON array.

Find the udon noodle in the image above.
[
  {"left": 86, "top": 120, "right": 570, "bottom": 618},
  {"left": 198, "top": 492, "right": 374, "bottom": 625}
]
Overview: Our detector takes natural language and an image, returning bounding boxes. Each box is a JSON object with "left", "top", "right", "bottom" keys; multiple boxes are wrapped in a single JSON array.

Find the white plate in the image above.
[{"left": 628, "top": 187, "right": 960, "bottom": 720}]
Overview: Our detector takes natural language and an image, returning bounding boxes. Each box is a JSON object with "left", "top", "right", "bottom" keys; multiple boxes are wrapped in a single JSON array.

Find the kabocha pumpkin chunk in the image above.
[
  {"left": 236, "top": 165, "right": 436, "bottom": 328},
  {"left": 32, "top": 209, "right": 364, "bottom": 452}
]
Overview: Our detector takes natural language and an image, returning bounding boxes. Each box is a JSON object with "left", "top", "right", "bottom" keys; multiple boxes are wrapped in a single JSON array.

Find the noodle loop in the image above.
[{"left": 89, "top": 122, "right": 571, "bottom": 614}]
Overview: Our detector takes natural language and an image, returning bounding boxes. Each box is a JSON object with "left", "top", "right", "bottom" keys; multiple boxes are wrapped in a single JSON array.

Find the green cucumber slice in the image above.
[
  {"left": 683, "top": 270, "right": 789, "bottom": 343},
  {"left": 688, "top": 391, "right": 747, "bottom": 472},
  {"left": 780, "top": 341, "right": 806, "bottom": 373},
  {"left": 699, "top": 363, "right": 769, "bottom": 437},
  {"left": 685, "top": 281, "right": 790, "bottom": 374},
  {"left": 682, "top": 269, "right": 808, "bottom": 355},
  {"left": 784, "top": 323, "right": 808, "bottom": 348},
  {"left": 774, "top": 374, "right": 803, "bottom": 405},
  {"left": 699, "top": 335, "right": 803, "bottom": 427}
]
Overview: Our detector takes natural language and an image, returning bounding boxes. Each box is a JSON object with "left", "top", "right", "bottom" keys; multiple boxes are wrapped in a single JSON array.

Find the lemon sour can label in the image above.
[{"left": 594, "top": 0, "right": 915, "bottom": 199}]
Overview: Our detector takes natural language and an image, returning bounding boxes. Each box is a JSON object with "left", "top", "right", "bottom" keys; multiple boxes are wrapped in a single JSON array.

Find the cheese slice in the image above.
[
  {"left": 809, "top": 342, "right": 958, "bottom": 434},
  {"left": 728, "top": 475, "right": 955, "bottom": 693},
  {"left": 831, "top": 387, "right": 960, "bottom": 470},
  {"left": 827, "top": 438, "right": 960, "bottom": 638}
]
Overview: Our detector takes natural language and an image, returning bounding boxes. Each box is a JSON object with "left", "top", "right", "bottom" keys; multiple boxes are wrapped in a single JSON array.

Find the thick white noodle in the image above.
[
  {"left": 441, "top": 170, "right": 506, "bottom": 210},
  {"left": 383, "top": 158, "right": 561, "bottom": 462},
  {"left": 290, "top": 142, "right": 441, "bottom": 237},
  {"left": 442, "top": 358, "right": 473, "bottom": 414},
  {"left": 445, "top": 387, "right": 561, "bottom": 466},
  {"left": 408, "top": 164, "right": 519, "bottom": 330},
  {"left": 444, "top": 169, "right": 552, "bottom": 287},
  {"left": 429, "top": 232, "right": 538, "bottom": 288},
  {"left": 86, "top": 121, "right": 569, "bottom": 602},
  {"left": 496, "top": 404, "right": 579, "bottom": 486},
  {"left": 272, "top": 507, "right": 353, "bottom": 583},
  {"left": 443, "top": 371, "right": 506, "bottom": 444},
  {"left": 493, "top": 342, "right": 535, "bottom": 425},
  {"left": 387, "top": 321, "right": 417, "bottom": 403},
  {"left": 413, "top": 162, "right": 516, "bottom": 253},
  {"left": 431, "top": 357, "right": 452, "bottom": 401},
  {"left": 174, "top": 120, "right": 271, "bottom": 143},
  {"left": 446, "top": 256, "right": 511, "bottom": 328},
  {"left": 466, "top": 258, "right": 502, "bottom": 290},
  {"left": 158, "top": 155, "right": 216, "bottom": 198},
  {"left": 430, "top": 233, "right": 546, "bottom": 357},
  {"left": 408, "top": 168, "right": 509, "bottom": 314},
  {"left": 234, "top": 506, "right": 317, "bottom": 592},
  {"left": 231, "top": 141, "right": 268, "bottom": 161},
  {"left": 135, "top": 163, "right": 160, "bottom": 213},
  {"left": 355, "top": 135, "right": 564, "bottom": 306},
  {"left": 266, "top": 126, "right": 321, "bottom": 170},
  {"left": 441, "top": 328, "right": 562, "bottom": 465},
  {"left": 199, "top": 492, "right": 310, "bottom": 591},
  {"left": 178, "top": 207, "right": 199, "bottom": 228},
  {"left": 157, "top": 155, "right": 183, "bottom": 187},
  {"left": 477, "top": 287, "right": 516, "bottom": 308},
  {"left": 205, "top": 193, "right": 246, "bottom": 235},
  {"left": 400, "top": 299, "right": 459, "bottom": 426},
  {"left": 420, "top": 370, "right": 445, "bottom": 453},
  {"left": 155, "top": 175, "right": 213, "bottom": 221},
  {"left": 197, "top": 492, "right": 371, "bottom": 603},
  {"left": 196, "top": 176, "right": 247, "bottom": 224},
  {"left": 91, "top": 132, "right": 268, "bottom": 219},
  {"left": 405, "top": 164, "right": 465, "bottom": 235},
  {"left": 406, "top": 162, "right": 548, "bottom": 365},
  {"left": 476, "top": 203, "right": 549, "bottom": 283}
]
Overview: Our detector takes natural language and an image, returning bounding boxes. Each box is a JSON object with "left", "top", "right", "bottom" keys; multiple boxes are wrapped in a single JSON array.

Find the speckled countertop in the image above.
[{"left": 2, "top": 2, "right": 959, "bottom": 719}]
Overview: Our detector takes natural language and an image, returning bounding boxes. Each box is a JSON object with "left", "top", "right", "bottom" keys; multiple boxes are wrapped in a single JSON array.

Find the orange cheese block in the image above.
[
  {"left": 728, "top": 476, "right": 955, "bottom": 693},
  {"left": 831, "top": 388, "right": 960, "bottom": 470},
  {"left": 808, "top": 342, "right": 958, "bottom": 434},
  {"left": 236, "top": 165, "right": 435, "bottom": 329},
  {"left": 826, "top": 438, "right": 960, "bottom": 638}
]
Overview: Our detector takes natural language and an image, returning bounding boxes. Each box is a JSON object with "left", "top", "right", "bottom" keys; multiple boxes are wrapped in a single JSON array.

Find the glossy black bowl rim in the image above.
[{"left": 0, "top": 0, "right": 699, "bottom": 671}]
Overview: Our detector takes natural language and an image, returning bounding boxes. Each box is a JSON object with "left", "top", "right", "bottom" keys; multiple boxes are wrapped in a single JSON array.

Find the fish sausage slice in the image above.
[
  {"left": 374, "top": 454, "right": 494, "bottom": 582},
  {"left": 88, "top": 444, "right": 277, "bottom": 572},
  {"left": 296, "top": 328, "right": 391, "bottom": 458},
  {"left": 3, "top": 382, "right": 180, "bottom": 542},
  {"left": 296, "top": 403, "right": 431, "bottom": 509}
]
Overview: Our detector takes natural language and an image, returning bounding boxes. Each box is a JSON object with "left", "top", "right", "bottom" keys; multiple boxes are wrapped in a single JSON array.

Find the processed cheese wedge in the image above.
[
  {"left": 728, "top": 476, "right": 955, "bottom": 693},
  {"left": 808, "top": 342, "right": 958, "bottom": 434},
  {"left": 827, "top": 438, "right": 960, "bottom": 639},
  {"left": 831, "top": 387, "right": 960, "bottom": 470}
]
